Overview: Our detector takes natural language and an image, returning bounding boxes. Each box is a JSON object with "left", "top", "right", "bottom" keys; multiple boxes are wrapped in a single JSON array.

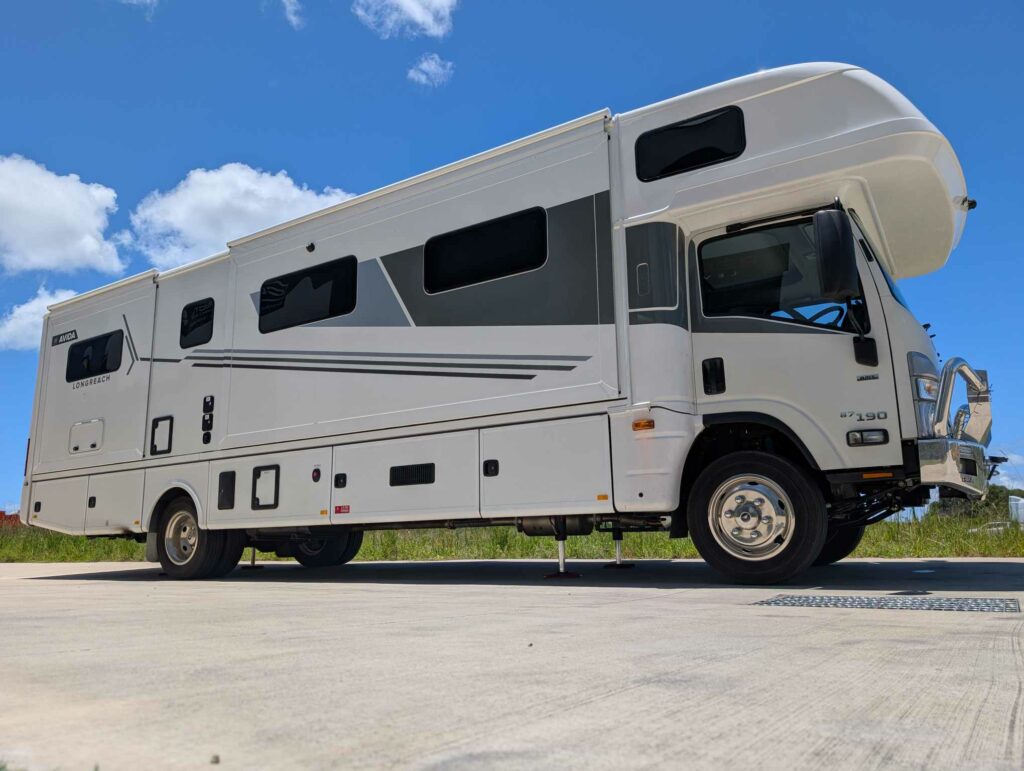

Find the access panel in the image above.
[
  {"left": 480, "top": 416, "right": 614, "bottom": 517},
  {"left": 331, "top": 431, "right": 479, "bottom": 525}
]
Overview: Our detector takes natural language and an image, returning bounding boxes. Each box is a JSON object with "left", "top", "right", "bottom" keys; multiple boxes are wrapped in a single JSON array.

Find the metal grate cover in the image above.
[{"left": 755, "top": 594, "right": 1020, "bottom": 613}]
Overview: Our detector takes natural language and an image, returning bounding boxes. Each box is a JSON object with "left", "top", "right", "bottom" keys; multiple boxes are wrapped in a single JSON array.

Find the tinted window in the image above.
[
  {"left": 698, "top": 220, "right": 867, "bottom": 332},
  {"left": 259, "top": 256, "right": 357, "bottom": 334},
  {"left": 424, "top": 207, "right": 547, "bottom": 294},
  {"left": 626, "top": 223, "right": 679, "bottom": 310},
  {"left": 635, "top": 106, "right": 745, "bottom": 183},
  {"left": 66, "top": 330, "right": 124, "bottom": 382},
  {"left": 179, "top": 297, "right": 215, "bottom": 349}
]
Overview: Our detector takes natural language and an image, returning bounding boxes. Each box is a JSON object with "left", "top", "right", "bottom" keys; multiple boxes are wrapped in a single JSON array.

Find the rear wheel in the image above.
[
  {"left": 294, "top": 531, "right": 362, "bottom": 568},
  {"left": 209, "top": 530, "right": 246, "bottom": 577},
  {"left": 687, "top": 452, "right": 828, "bottom": 584},
  {"left": 156, "top": 497, "right": 225, "bottom": 580},
  {"left": 813, "top": 523, "right": 866, "bottom": 566}
]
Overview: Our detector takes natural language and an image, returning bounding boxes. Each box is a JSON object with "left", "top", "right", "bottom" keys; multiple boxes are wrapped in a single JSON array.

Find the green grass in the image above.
[{"left": 2, "top": 515, "right": 1022, "bottom": 563}]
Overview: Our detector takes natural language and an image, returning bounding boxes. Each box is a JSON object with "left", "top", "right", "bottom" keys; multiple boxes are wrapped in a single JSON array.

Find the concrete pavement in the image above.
[{"left": 1, "top": 558, "right": 1023, "bottom": 770}]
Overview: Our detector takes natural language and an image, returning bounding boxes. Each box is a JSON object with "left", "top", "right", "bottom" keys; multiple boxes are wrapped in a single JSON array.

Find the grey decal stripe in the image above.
[
  {"left": 185, "top": 354, "right": 574, "bottom": 371},
  {"left": 122, "top": 313, "right": 139, "bottom": 375},
  {"left": 192, "top": 348, "right": 590, "bottom": 361},
  {"left": 140, "top": 357, "right": 183, "bottom": 363},
  {"left": 191, "top": 362, "right": 535, "bottom": 381}
]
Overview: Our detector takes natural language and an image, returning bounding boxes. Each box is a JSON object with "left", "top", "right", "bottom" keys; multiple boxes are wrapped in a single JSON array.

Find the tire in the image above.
[
  {"left": 209, "top": 530, "right": 246, "bottom": 578},
  {"left": 156, "top": 496, "right": 226, "bottom": 580},
  {"left": 336, "top": 531, "right": 363, "bottom": 565},
  {"left": 813, "top": 523, "right": 866, "bottom": 566},
  {"left": 293, "top": 531, "right": 361, "bottom": 568},
  {"left": 686, "top": 451, "right": 828, "bottom": 584}
]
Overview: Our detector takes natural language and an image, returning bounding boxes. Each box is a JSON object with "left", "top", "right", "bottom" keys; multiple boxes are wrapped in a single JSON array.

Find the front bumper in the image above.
[
  {"left": 918, "top": 438, "right": 988, "bottom": 497},
  {"left": 916, "top": 356, "right": 992, "bottom": 499}
]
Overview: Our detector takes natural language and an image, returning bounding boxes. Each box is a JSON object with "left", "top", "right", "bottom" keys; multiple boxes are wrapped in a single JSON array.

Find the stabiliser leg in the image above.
[
  {"left": 242, "top": 546, "right": 263, "bottom": 570},
  {"left": 545, "top": 517, "right": 581, "bottom": 579},
  {"left": 604, "top": 528, "right": 635, "bottom": 569}
]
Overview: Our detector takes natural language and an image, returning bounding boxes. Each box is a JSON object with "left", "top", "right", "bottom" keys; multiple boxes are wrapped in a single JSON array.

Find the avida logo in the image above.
[{"left": 51, "top": 330, "right": 78, "bottom": 346}]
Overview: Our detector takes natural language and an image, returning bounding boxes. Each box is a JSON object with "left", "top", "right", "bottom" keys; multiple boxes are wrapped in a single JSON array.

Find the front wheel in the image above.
[{"left": 686, "top": 452, "right": 828, "bottom": 584}]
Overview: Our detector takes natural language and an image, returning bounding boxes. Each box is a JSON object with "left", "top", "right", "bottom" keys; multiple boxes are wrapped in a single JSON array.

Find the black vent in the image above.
[
  {"left": 389, "top": 463, "right": 435, "bottom": 487},
  {"left": 218, "top": 471, "right": 236, "bottom": 510}
]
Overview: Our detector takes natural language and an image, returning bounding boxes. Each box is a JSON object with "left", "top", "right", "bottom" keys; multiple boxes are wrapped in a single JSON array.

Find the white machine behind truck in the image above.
[{"left": 20, "top": 63, "right": 998, "bottom": 583}]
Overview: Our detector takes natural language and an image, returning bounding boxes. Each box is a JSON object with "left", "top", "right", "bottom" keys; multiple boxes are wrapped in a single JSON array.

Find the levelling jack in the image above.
[
  {"left": 545, "top": 518, "right": 580, "bottom": 579},
  {"left": 603, "top": 528, "right": 635, "bottom": 569},
  {"left": 242, "top": 546, "right": 263, "bottom": 570}
]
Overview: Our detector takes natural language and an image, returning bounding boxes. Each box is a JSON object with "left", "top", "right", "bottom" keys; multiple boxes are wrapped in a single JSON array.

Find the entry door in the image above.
[{"left": 688, "top": 218, "right": 901, "bottom": 471}]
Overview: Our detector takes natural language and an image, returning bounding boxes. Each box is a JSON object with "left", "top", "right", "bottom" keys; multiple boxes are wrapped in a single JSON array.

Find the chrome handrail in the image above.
[{"left": 933, "top": 357, "right": 991, "bottom": 446}]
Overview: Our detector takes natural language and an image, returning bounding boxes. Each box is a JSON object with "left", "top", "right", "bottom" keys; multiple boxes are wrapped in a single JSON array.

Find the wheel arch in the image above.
[
  {"left": 145, "top": 483, "right": 205, "bottom": 534},
  {"left": 670, "top": 413, "right": 823, "bottom": 537}
]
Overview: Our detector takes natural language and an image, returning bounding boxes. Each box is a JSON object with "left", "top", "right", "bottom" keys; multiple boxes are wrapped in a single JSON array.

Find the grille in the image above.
[{"left": 754, "top": 595, "right": 1020, "bottom": 613}]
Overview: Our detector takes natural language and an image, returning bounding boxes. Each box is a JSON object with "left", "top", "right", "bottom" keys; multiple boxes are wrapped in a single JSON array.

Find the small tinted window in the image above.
[
  {"left": 635, "top": 106, "right": 745, "bottom": 182},
  {"left": 626, "top": 223, "right": 679, "bottom": 310},
  {"left": 698, "top": 220, "right": 867, "bottom": 332},
  {"left": 424, "top": 207, "right": 547, "bottom": 294},
  {"left": 179, "top": 297, "right": 215, "bottom": 349},
  {"left": 66, "top": 330, "right": 124, "bottom": 382},
  {"left": 259, "top": 256, "right": 357, "bottom": 334}
]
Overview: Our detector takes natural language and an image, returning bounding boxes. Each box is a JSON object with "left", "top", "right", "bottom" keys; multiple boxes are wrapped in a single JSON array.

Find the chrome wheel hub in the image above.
[
  {"left": 164, "top": 510, "right": 199, "bottom": 566},
  {"left": 708, "top": 474, "right": 794, "bottom": 561}
]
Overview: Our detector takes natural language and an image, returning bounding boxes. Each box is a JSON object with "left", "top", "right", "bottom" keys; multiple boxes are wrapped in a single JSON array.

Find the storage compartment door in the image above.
[
  {"left": 85, "top": 470, "right": 145, "bottom": 534},
  {"left": 206, "top": 447, "right": 332, "bottom": 529},
  {"left": 331, "top": 431, "right": 479, "bottom": 524},
  {"left": 28, "top": 477, "right": 89, "bottom": 534},
  {"left": 480, "top": 416, "right": 614, "bottom": 517}
]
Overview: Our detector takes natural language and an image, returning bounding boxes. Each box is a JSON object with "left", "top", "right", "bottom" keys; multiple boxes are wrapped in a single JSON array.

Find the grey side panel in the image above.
[
  {"left": 626, "top": 222, "right": 687, "bottom": 328},
  {"left": 687, "top": 241, "right": 838, "bottom": 335},
  {"left": 381, "top": 194, "right": 604, "bottom": 327},
  {"left": 594, "top": 191, "right": 615, "bottom": 326},
  {"left": 306, "top": 259, "right": 409, "bottom": 328}
]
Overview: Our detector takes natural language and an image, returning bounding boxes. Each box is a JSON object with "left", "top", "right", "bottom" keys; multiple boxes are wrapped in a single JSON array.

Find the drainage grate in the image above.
[{"left": 755, "top": 595, "right": 1020, "bottom": 613}]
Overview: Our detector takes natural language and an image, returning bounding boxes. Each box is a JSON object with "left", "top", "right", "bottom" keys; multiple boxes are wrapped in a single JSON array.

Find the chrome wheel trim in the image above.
[
  {"left": 164, "top": 510, "right": 200, "bottom": 566},
  {"left": 707, "top": 474, "right": 795, "bottom": 562}
]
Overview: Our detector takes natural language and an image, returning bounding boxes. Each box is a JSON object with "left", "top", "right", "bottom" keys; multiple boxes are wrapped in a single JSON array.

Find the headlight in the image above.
[
  {"left": 915, "top": 376, "right": 939, "bottom": 401},
  {"left": 908, "top": 352, "right": 939, "bottom": 438}
]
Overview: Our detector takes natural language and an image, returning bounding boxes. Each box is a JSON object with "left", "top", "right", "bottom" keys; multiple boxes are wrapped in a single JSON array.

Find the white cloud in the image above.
[
  {"left": 995, "top": 452, "right": 1024, "bottom": 491},
  {"left": 0, "top": 155, "right": 124, "bottom": 275},
  {"left": 128, "top": 163, "right": 353, "bottom": 270},
  {"left": 0, "top": 287, "right": 77, "bottom": 351},
  {"left": 282, "top": 0, "right": 304, "bottom": 29},
  {"left": 407, "top": 53, "right": 454, "bottom": 87},
  {"left": 352, "top": 0, "right": 458, "bottom": 38},
  {"left": 117, "top": 0, "right": 159, "bottom": 18}
]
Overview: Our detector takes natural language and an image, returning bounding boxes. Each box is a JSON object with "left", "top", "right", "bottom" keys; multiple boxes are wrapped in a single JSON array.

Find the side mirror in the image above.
[{"left": 814, "top": 209, "right": 859, "bottom": 301}]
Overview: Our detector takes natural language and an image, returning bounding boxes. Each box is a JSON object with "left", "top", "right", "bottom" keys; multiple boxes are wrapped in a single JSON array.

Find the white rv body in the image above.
[{"left": 20, "top": 63, "right": 994, "bottom": 582}]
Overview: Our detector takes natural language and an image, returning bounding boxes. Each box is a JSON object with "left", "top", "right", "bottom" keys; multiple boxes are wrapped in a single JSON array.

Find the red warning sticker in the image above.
[{"left": 335, "top": 505, "right": 350, "bottom": 515}]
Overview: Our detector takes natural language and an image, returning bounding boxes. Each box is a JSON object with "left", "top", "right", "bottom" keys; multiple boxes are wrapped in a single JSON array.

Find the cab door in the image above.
[{"left": 688, "top": 216, "right": 901, "bottom": 471}]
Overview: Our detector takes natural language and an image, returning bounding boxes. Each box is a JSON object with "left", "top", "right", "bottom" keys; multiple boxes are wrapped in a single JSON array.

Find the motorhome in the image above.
[{"left": 20, "top": 63, "right": 998, "bottom": 583}]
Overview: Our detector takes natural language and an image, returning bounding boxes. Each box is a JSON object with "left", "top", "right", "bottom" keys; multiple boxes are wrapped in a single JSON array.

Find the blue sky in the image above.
[{"left": 1, "top": 0, "right": 1022, "bottom": 510}]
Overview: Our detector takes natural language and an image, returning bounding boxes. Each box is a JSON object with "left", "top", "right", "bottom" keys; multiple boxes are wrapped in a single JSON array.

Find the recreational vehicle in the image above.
[{"left": 20, "top": 63, "right": 998, "bottom": 583}]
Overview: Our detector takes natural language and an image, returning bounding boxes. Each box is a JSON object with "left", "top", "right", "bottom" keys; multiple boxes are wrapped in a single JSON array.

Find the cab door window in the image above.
[{"left": 697, "top": 219, "right": 868, "bottom": 332}]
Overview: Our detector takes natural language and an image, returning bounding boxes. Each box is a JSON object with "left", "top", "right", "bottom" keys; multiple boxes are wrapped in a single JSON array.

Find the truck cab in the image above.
[{"left": 610, "top": 63, "right": 993, "bottom": 581}]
